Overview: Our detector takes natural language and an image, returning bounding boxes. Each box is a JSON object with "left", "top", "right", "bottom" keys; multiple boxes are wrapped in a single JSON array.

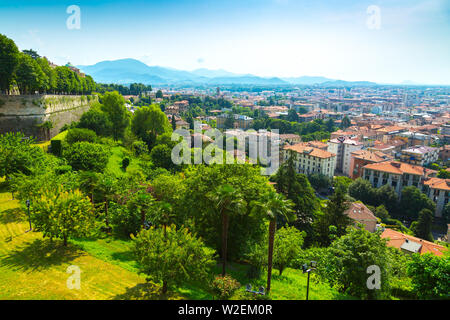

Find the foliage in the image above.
[
  {"left": 0, "top": 33, "right": 20, "bottom": 93},
  {"left": 400, "top": 186, "right": 435, "bottom": 220},
  {"left": 132, "top": 225, "right": 216, "bottom": 294},
  {"left": 271, "top": 151, "right": 320, "bottom": 243},
  {"left": 374, "top": 205, "right": 390, "bottom": 223},
  {"left": 63, "top": 141, "right": 110, "bottom": 172},
  {"left": 323, "top": 228, "right": 391, "bottom": 299},
  {"left": 31, "top": 188, "right": 95, "bottom": 246},
  {"left": 131, "top": 104, "right": 172, "bottom": 148},
  {"left": 109, "top": 190, "right": 154, "bottom": 237},
  {"left": 314, "top": 184, "right": 352, "bottom": 246},
  {"left": 0, "top": 132, "right": 45, "bottom": 177},
  {"left": 407, "top": 253, "right": 450, "bottom": 299},
  {"left": 210, "top": 275, "right": 241, "bottom": 300},
  {"left": 308, "top": 173, "right": 332, "bottom": 191},
  {"left": 101, "top": 91, "right": 130, "bottom": 141},
  {"left": 65, "top": 128, "right": 97, "bottom": 144},
  {"left": 411, "top": 208, "right": 434, "bottom": 241},
  {"left": 183, "top": 164, "right": 272, "bottom": 260},
  {"left": 77, "top": 106, "right": 113, "bottom": 136}
]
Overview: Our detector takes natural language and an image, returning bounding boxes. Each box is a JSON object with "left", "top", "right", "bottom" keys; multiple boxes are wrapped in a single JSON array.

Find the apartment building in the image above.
[
  {"left": 216, "top": 114, "right": 253, "bottom": 129},
  {"left": 400, "top": 145, "right": 439, "bottom": 166},
  {"left": 282, "top": 143, "right": 336, "bottom": 178},
  {"left": 422, "top": 177, "right": 450, "bottom": 217},
  {"left": 362, "top": 161, "right": 436, "bottom": 197},
  {"left": 327, "top": 137, "right": 363, "bottom": 176},
  {"left": 349, "top": 149, "right": 392, "bottom": 179}
]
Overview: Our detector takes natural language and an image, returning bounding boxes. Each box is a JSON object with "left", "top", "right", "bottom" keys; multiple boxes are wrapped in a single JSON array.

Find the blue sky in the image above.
[{"left": 0, "top": 0, "right": 449, "bottom": 84}]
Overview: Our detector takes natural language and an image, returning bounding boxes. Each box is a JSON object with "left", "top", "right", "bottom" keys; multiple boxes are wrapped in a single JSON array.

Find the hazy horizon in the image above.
[{"left": 1, "top": 0, "right": 449, "bottom": 85}]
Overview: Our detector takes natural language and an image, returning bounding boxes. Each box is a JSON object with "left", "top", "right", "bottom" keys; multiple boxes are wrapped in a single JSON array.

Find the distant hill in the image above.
[
  {"left": 77, "top": 58, "right": 378, "bottom": 86},
  {"left": 282, "top": 76, "right": 334, "bottom": 85}
]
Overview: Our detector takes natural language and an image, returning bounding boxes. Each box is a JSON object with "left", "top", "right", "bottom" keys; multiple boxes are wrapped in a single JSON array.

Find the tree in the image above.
[
  {"left": 411, "top": 208, "right": 434, "bottom": 241},
  {"left": 155, "top": 89, "right": 163, "bottom": 99},
  {"left": 272, "top": 151, "right": 320, "bottom": 241},
  {"left": 375, "top": 184, "right": 398, "bottom": 214},
  {"left": 400, "top": 186, "right": 435, "bottom": 220},
  {"left": 101, "top": 91, "right": 130, "bottom": 141},
  {"left": 131, "top": 104, "right": 171, "bottom": 148},
  {"left": 183, "top": 164, "right": 272, "bottom": 260},
  {"left": 341, "top": 116, "right": 351, "bottom": 129},
  {"left": 171, "top": 114, "right": 176, "bottom": 131},
  {"left": 308, "top": 173, "right": 332, "bottom": 191},
  {"left": 150, "top": 144, "right": 176, "bottom": 171},
  {"left": 407, "top": 253, "right": 449, "bottom": 299},
  {"left": 250, "top": 191, "right": 295, "bottom": 293},
  {"left": 15, "top": 53, "right": 47, "bottom": 94},
  {"left": 0, "top": 132, "right": 45, "bottom": 177},
  {"left": 210, "top": 184, "right": 246, "bottom": 276},
  {"left": 132, "top": 225, "right": 216, "bottom": 295},
  {"left": 315, "top": 184, "right": 352, "bottom": 246},
  {"left": 327, "top": 228, "right": 391, "bottom": 299},
  {"left": 77, "top": 106, "right": 113, "bottom": 136},
  {"left": 31, "top": 188, "right": 95, "bottom": 246},
  {"left": 22, "top": 49, "right": 40, "bottom": 60},
  {"left": 287, "top": 108, "right": 299, "bottom": 122},
  {"left": 76, "top": 171, "right": 99, "bottom": 203},
  {"left": 272, "top": 226, "right": 304, "bottom": 276},
  {"left": 374, "top": 205, "right": 390, "bottom": 223},
  {"left": 0, "top": 34, "right": 20, "bottom": 93},
  {"left": 62, "top": 141, "right": 110, "bottom": 172},
  {"left": 348, "top": 178, "right": 376, "bottom": 206},
  {"left": 109, "top": 190, "right": 154, "bottom": 237}
]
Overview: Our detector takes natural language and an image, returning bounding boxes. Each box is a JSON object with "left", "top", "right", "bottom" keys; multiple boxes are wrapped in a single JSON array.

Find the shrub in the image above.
[
  {"left": 65, "top": 128, "right": 97, "bottom": 145},
  {"left": 210, "top": 275, "right": 241, "bottom": 300},
  {"left": 50, "top": 139, "right": 62, "bottom": 156},
  {"left": 63, "top": 141, "right": 109, "bottom": 172},
  {"left": 122, "top": 157, "right": 130, "bottom": 170},
  {"left": 132, "top": 140, "right": 149, "bottom": 156}
]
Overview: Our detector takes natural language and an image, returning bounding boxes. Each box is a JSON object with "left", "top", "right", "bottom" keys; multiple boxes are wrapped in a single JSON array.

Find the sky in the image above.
[{"left": 0, "top": 0, "right": 449, "bottom": 84}]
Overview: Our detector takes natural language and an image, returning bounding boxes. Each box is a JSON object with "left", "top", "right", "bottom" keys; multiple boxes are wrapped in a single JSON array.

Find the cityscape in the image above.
[{"left": 0, "top": 0, "right": 449, "bottom": 311}]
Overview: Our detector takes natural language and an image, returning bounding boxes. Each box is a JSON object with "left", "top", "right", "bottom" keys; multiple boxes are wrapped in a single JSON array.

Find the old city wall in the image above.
[{"left": 0, "top": 94, "right": 97, "bottom": 141}]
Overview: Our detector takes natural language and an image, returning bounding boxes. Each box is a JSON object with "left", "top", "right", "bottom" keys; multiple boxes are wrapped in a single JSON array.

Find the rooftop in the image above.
[
  {"left": 381, "top": 228, "right": 447, "bottom": 256},
  {"left": 363, "top": 161, "right": 436, "bottom": 176},
  {"left": 284, "top": 143, "right": 336, "bottom": 159}
]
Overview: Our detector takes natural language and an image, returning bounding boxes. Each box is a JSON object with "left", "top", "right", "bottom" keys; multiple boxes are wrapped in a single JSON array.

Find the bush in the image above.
[
  {"left": 210, "top": 275, "right": 241, "bottom": 300},
  {"left": 122, "top": 157, "right": 130, "bottom": 170},
  {"left": 63, "top": 141, "right": 109, "bottom": 172},
  {"left": 132, "top": 140, "right": 149, "bottom": 156},
  {"left": 50, "top": 139, "right": 62, "bottom": 156},
  {"left": 78, "top": 107, "right": 113, "bottom": 136},
  {"left": 65, "top": 128, "right": 98, "bottom": 145}
]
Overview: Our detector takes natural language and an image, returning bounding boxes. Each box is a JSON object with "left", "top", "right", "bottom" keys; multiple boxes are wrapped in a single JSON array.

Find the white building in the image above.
[
  {"left": 328, "top": 137, "right": 363, "bottom": 176},
  {"left": 282, "top": 143, "right": 336, "bottom": 178}
]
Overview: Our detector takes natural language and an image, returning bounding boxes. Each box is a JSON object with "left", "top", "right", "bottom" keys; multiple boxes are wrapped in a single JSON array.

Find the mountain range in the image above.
[{"left": 77, "top": 58, "right": 377, "bottom": 86}]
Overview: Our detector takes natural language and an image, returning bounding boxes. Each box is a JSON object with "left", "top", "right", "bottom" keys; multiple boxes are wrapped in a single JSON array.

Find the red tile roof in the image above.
[{"left": 381, "top": 228, "right": 447, "bottom": 256}]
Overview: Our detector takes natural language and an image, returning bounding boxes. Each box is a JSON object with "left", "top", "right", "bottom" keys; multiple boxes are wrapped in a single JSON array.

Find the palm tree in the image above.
[
  {"left": 210, "top": 184, "right": 246, "bottom": 276},
  {"left": 251, "top": 191, "right": 295, "bottom": 294}
]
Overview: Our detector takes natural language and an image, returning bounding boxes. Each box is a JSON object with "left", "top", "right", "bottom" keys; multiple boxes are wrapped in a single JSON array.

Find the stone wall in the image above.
[{"left": 0, "top": 94, "right": 97, "bottom": 140}]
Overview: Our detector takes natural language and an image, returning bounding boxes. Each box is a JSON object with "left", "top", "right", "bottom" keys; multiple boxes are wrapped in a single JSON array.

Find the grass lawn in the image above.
[
  {"left": 106, "top": 146, "right": 142, "bottom": 176},
  {"left": 71, "top": 235, "right": 352, "bottom": 300},
  {"left": 0, "top": 189, "right": 182, "bottom": 300}
]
